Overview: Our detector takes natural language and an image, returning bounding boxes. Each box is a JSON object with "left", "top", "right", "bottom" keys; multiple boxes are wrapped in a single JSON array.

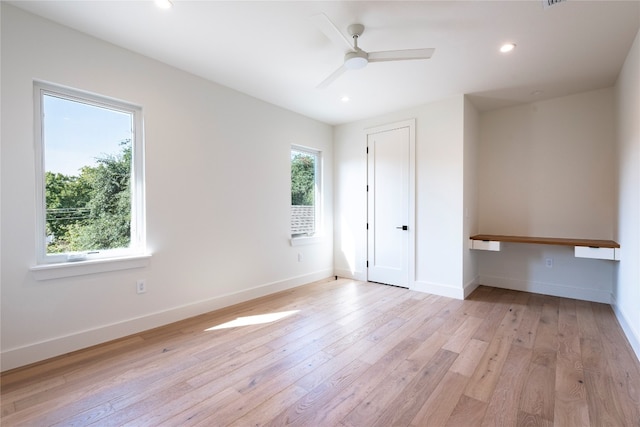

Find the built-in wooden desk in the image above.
[{"left": 469, "top": 234, "right": 620, "bottom": 260}]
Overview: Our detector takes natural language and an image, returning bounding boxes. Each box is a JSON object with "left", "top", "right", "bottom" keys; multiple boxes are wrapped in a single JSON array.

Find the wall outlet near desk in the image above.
[{"left": 545, "top": 258, "right": 553, "bottom": 268}]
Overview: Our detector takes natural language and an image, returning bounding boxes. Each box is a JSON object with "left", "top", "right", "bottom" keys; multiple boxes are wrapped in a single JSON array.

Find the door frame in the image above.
[{"left": 366, "top": 118, "right": 416, "bottom": 288}]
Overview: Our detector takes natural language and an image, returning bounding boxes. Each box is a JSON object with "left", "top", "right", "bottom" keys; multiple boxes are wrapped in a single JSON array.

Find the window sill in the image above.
[
  {"left": 30, "top": 254, "right": 151, "bottom": 281},
  {"left": 290, "top": 235, "right": 324, "bottom": 246}
]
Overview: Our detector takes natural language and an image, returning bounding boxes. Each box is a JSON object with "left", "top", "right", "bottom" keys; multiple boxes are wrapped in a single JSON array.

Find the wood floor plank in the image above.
[
  {"left": 3, "top": 351, "right": 203, "bottom": 426},
  {"left": 51, "top": 401, "right": 115, "bottom": 427},
  {"left": 574, "top": 299, "right": 600, "bottom": 340},
  {"left": 409, "top": 371, "right": 469, "bottom": 427},
  {"left": 515, "top": 297, "right": 559, "bottom": 427},
  {"left": 464, "top": 295, "right": 527, "bottom": 403},
  {"left": 295, "top": 333, "right": 376, "bottom": 392},
  {"left": 341, "top": 331, "right": 450, "bottom": 427},
  {"left": 0, "top": 375, "right": 65, "bottom": 416},
  {"left": 513, "top": 293, "right": 544, "bottom": 349},
  {"left": 333, "top": 283, "right": 410, "bottom": 327},
  {"left": 531, "top": 300, "right": 559, "bottom": 367},
  {"left": 0, "top": 335, "right": 145, "bottom": 391},
  {"left": 370, "top": 348, "right": 458, "bottom": 427},
  {"left": 291, "top": 337, "right": 423, "bottom": 427},
  {"left": 449, "top": 338, "right": 489, "bottom": 377},
  {"left": 554, "top": 299, "right": 589, "bottom": 427},
  {"left": 400, "top": 293, "right": 451, "bottom": 322},
  {"left": 266, "top": 357, "right": 372, "bottom": 426},
  {"left": 437, "top": 298, "right": 473, "bottom": 335},
  {"left": 457, "top": 285, "right": 496, "bottom": 318},
  {"left": 445, "top": 394, "right": 488, "bottom": 427},
  {"left": 473, "top": 289, "right": 518, "bottom": 342},
  {"left": 225, "top": 384, "right": 309, "bottom": 427},
  {"left": 207, "top": 351, "right": 332, "bottom": 425},
  {"left": 442, "top": 315, "right": 483, "bottom": 353},
  {"left": 517, "top": 410, "right": 553, "bottom": 427},
  {"left": 481, "top": 344, "right": 532, "bottom": 427},
  {"left": 464, "top": 333, "right": 513, "bottom": 402},
  {"left": 321, "top": 313, "right": 407, "bottom": 358},
  {"left": 128, "top": 384, "right": 241, "bottom": 427},
  {"left": 519, "top": 357, "right": 556, "bottom": 424},
  {"left": 396, "top": 292, "right": 438, "bottom": 320},
  {"left": 409, "top": 312, "right": 447, "bottom": 341},
  {"left": 1, "top": 279, "right": 638, "bottom": 427},
  {"left": 590, "top": 302, "right": 640, "bottom": 425},
  {"left": 553, "top": 398, "right": 590, "bottom": 427},
  {"left": 581, "top": 335, "right": 630, "bottom": 426},
  {"left": 358, "top": 306, "right": 441, "bottom": 365}
]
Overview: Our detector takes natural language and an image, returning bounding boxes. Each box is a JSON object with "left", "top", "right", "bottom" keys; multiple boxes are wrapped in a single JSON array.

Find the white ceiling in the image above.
[{"left": 10, "top": 0, "right": 640, "bottom": 125}]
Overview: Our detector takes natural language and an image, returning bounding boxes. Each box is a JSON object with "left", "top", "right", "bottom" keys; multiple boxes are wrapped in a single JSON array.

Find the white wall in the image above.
[
  {"left": 478, "top": 89, "right": 616, "bottom": 238},
  {"left": 614, "top": 29, "right": 640, "bottom": 359},
  {"left": 476, "top": 89, "right": 617, "bottom": 303},
  {"left": 0, "top": 5, "right": 333, "bottom": 371},
  {"left": 334, "top": 95, "right": 471, "bottom": 298},
  {"left": 463, "top": 97, "right": 480, "bottom": 295}
]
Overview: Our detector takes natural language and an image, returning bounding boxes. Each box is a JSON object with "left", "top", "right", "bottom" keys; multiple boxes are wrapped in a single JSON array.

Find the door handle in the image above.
[{"left": 396, "top": 225, "right": 408, "bottom": 230}]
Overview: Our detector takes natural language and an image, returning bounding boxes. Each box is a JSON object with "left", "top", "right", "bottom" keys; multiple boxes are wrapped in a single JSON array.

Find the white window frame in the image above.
[
  {"left": 33, "top": 81, "right": 146, "bottom": 269},
  {"left": 290, "top": 145, "right": 323, "bottom": 243}
]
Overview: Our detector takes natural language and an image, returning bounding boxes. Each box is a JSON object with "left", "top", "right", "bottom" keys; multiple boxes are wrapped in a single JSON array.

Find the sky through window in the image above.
[{"left": 43, "top": 95, "right": 132, "bottom": 176}]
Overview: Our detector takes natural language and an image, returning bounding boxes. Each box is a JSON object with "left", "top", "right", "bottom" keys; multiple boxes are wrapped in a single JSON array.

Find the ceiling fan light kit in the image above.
[{"left": 344, "top": 50, "right": 368, "bottom": 70}]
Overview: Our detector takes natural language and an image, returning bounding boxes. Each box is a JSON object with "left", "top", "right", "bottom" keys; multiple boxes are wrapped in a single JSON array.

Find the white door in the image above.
[{"left": 367, "top": 120, "right": 414, "bottom": 287}]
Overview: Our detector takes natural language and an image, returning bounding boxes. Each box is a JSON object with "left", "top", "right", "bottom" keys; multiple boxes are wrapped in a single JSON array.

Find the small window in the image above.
[
  {"left": 291, "top": 146, "right": 321, "bottom": 237},
  {"left": 34, "top": 82, "right": 145, "bottom": 264}
]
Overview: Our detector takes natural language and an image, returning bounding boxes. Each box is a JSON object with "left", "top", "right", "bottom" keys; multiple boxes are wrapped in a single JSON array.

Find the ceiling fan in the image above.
[{"left": 312, "top": 13, "right": 435, "bottom": 89}]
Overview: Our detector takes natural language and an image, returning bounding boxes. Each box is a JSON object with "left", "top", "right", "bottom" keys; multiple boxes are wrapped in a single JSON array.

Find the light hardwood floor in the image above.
[{"left": 2, "top": 279, "right": 639, "bottom": 426}]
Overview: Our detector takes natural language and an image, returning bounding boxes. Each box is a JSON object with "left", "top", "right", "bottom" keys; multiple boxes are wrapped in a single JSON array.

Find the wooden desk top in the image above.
[{"left": 470, "top": 234, "right": 620, "bottom": 248}]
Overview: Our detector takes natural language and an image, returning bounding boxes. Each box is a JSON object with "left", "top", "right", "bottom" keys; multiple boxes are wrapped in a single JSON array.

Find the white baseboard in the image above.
[
  {"left": 1, "top": 269, "right": 333, "bottom": 372},
  {"left": 464, "top": 276, "right": 480, "bottom": 298},
  {"left": 611, "top": 296, "right": 640, "bottom": 363},
  {"left": 411, "top": 280, "right": 465, "bottom": 299},
  {"left": 479, "top": 275, "right": 612, "bottom": 304},
  {"left": 410, "top": 278, "right": 478, "bottom": 300}
]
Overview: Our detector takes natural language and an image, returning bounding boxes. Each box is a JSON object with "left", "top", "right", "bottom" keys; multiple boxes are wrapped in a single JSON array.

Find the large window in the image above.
[
  {"left": 34, "top": 82, "right": 145, "bottom": 264},
  {"left": 291, "top": 146, "right": 321, "bottom": 238}
]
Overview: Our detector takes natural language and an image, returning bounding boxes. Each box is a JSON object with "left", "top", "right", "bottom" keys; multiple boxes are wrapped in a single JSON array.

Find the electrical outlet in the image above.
[
  {"left": 545, "top": 258, "right": 553, "bottom": 268},
  {"left": 297, "top": 253, "right": 303, "bottom": 262},
  {"left": 136, "top": 279, "right": 146, "bottom": 294}
]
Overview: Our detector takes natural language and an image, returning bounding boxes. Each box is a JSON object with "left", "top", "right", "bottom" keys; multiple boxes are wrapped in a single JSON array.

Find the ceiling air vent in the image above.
[{"left": 543, "top": 0, "right": 567, "bottom": 9}]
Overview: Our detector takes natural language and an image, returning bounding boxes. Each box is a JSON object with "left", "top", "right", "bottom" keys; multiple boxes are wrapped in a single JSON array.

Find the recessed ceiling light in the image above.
[
  {"left": 155, "top": 0, "right": 173, "bottom": 9},
  {"left": 341, "top": 96, "right": 350, "bottom": 103},
  {"left": 500, "top": 43, "right": 516, "bottom": 53}
]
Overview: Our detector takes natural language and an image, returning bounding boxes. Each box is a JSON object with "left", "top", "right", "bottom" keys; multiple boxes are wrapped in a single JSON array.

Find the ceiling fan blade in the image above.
[
  {"left": 310, "top": 13, "right": 355, "bottom": 52},
  {"left": 368, "top": 48, "right": 435, "bottom": 63},
  {"left": 317, "top": 64, "right": 348, "bottom": 89}
]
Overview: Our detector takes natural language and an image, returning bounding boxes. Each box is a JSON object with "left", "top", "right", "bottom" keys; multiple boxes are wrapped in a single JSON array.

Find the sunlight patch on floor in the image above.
[{"left": 205, "top": 310, "right": 300, "bottom": 331}]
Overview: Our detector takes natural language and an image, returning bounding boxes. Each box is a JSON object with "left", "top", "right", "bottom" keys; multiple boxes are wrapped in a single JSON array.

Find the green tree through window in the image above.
[
  {"left": 291, "top": 151, "right": 315, "bottom": 206},
  {"left": 291, "top": 147, "right": 319, "bottom": 237},
  {"left": 46, "top": 141, "right": 132, "bottom": 253}
]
